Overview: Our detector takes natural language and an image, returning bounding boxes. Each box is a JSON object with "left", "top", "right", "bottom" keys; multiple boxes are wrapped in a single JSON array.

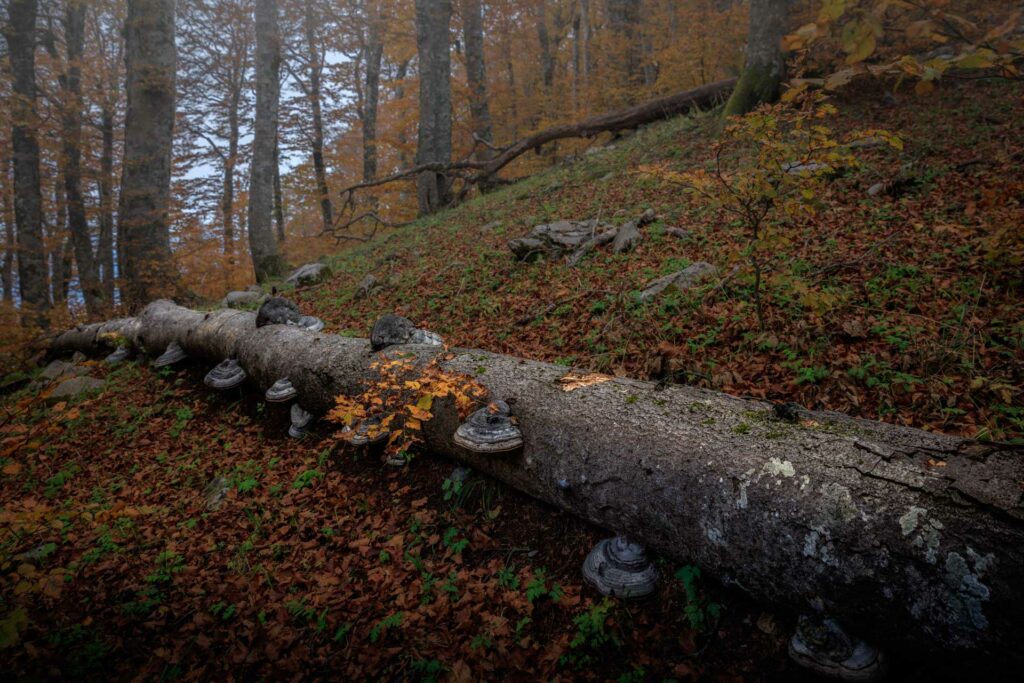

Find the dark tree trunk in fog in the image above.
[
  {"left": 607, "top": 0, "right": 642, "bottom": 90},
  {"left": 361, "top": 1, "right": 384, "bottom": 184},
  {"left": 723, "top": 0, "right": 789, "bottom": 117},
  {"left": 119, "top": 0, "right": 178, "bottom": 308},
  {"left": 6, "top": 0, "right": 51, "bottom": 325},
  {"left": 61, "top": 0, "right": 104, "bottom": 316},
  {"left": 248, "top": 0, "right": 286, "bottom": 281},
  {"left": 98, "top": 105, "right": 117, "bottom": 302},
  {"left": 536, "top": 2, "right": 554, "bottom": 92},
  {"left": 302, "top": 0, "right": 332, "bottom": 233},
  {"left": 2, "top": 155, "right": 14, "bottom": 303},
  {"left": 414, "top": 0, "right": 452, "bottom": 215},
  {"left": 273, "top": 135, "right": 285, "bottom": 243}
]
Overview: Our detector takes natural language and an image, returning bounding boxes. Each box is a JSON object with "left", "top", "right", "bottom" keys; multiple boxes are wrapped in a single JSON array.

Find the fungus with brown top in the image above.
[{"left": 453, "top": 400, "right": 523, "bottom": 454}]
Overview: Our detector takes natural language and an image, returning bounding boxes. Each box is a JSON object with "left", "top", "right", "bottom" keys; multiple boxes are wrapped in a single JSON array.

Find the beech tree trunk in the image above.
[
  {"left": 97, "top": 105, "right": 117, "bottom": 302},
  {"left": 61, "top": 0, "right": 104, "bottom": 317},
  {"left": 120, "top": 0, "right": 178, "bottom": 309},
  {"left": 362, "top": 1, "right": 384, "bottom": 184},
  {"left": 249, "top": 0, "right": 286, "bottom": 281},
  {"left": 414, "top": 0, "right": 453, "bottom": 215},
  {"left": 302, "top": 0, "right": 333, "bottom": 233},
  {"left": 722, "top": 0, "right": 789, "bottom": 118},
  {"left": 7, "top": 0, "right": 51, "bottom": 326},
  {"left": 51, "top": 301, "right": 1024, "bottom": 663},
  {"left": 1, "top": 155, "right": 14, "bottom": 303},
  {"left": 273, "top": 137, "right": 285, "bottom": 244},
  {"left": 462, "top": 0, "right": 493, "bottom": 161}
]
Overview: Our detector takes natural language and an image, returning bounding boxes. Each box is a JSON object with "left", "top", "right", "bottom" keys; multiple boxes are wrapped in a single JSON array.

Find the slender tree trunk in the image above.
[
  {"left": 607, "top": 0, "right": 643, "bottom": 94},
  {"left": 302, "top": 0, "right": 332, "bottom": 234},
  {"left": 273, "top": 135, "right": 285, "bottom": 244},
  {"left": 414, "top": 0, "right": 453, "bottom": 216},
  {"left": 223, "top": 84, "right": 241, "bottom": 259},
  {"left": 97, "top": 106, "right": 116, "bottom": 302},
  {"left": 462, "top": 0, "right": 494, "bottom": 190},
  {"left": 362, "top": 2, "right": 384, "bottom": 185},
  {"left": 722, "top": 0, "right": 789, "bottom": 118},
  {"left": 248, "top": 0, "right": 286, "bottom": 281},
  {"left": 2, "top": 155, "right": 14, "bottom": 303},
  {"left": 537, "top": 2, "right": 554, "bottom": 93},
  {"left": 119, "top": 0, "right": 178, "bottom": 309},
  {"left": 61, "top": 0, "right": 104, "bottom": 317},
  {"left": 7, "top": 0, "right": 51, "bottom": 326}
]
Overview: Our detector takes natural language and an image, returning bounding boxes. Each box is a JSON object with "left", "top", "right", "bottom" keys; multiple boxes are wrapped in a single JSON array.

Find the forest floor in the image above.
[{"left": 2, "top": 78, "right": 1023, "bottom": 681}]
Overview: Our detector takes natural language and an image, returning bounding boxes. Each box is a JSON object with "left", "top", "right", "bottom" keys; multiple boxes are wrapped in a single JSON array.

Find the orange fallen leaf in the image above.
[{"left": 558, "top": 372, "right": 612, "bottom": 391}]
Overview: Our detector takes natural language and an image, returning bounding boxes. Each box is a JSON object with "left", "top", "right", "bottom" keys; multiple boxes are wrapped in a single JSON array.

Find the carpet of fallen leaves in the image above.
[
  {"left": 298, "top": 79, "right": 1022, "bottom": 442},
  {"left": 3, "top": 361, "right": 809, "bottom": 681}
]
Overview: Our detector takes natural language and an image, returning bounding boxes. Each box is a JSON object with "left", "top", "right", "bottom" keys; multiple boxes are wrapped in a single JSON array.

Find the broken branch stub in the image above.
[{"left": 47, "top": 300, "right": 1024, "bottom": 663}]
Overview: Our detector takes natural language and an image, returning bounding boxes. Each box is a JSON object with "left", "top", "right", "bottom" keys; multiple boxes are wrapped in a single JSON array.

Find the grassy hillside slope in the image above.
[{"left": 295, "top": 79, "right": 1024, "bottom": 441}]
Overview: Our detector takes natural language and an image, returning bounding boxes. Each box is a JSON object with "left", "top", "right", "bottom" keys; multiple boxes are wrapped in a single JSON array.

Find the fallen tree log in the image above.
[
  {"left": 50, "top": 301, "right": 1024, "bottom": 663},
  {"left": 329, "top": 79, "right": 736, "bottom": 236}
]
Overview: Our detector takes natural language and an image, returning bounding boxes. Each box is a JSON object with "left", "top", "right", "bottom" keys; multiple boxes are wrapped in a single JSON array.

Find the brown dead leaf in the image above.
[{"left": 558, "top": 372, "right": 612, "bottom": 391}]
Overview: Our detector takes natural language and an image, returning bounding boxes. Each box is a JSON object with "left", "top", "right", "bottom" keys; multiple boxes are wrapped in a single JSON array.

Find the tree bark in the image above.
[
  {"left": 273, "top": 135, "right": 285, "bottom": 243},
  {"left": 6, "top": 0, "right": 51, "bottom": 326},
  {"left": 49, "top": 300, "right": 1024, "bottom": 663},
  {"left": 61, "top": 0, "right": 104, "bottom": 317},
  {"left": 461, "top": 0, "right": 493, "bottom": 161},
  {"left": 1, "top": 154, "right": 14, "bottom": 303},
  {"left": 119, "top": 0, "right": 178, "bottom": 309},
  {"left": 97, "top": 105, "right": 116, "bottom": 302},
  {"left": 722, "top": 0, "right": 789, "bottom": 118},
  {"left": 607, "top": 0, "right": 643, "bottom": 93},
  {"left": 302, "top": 0, "right": 333, "bottom": 233},
  {"left": 414, "top": 0, "right": 453, "bottom": 216},
  {"left": 361, "top": 1, "right": 384, "bottom": 184},
  {"left": 248, "top": 0, "right": 286, "bottom": 281}
]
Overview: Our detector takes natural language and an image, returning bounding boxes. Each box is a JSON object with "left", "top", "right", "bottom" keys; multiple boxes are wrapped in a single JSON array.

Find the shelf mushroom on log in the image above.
[{"left": 46, "top": 300, "right": 1024, "bottom": 664}]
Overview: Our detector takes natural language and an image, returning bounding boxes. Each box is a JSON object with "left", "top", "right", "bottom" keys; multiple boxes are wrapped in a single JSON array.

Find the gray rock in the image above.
[
  {"left": 355, "top": 274, "right": 380, "bottom": 299},
  {"left": 38, "top": 360, "right": 87, "bottom": 384},
  {"left": 285, "top": 262, "right": 333, "bottom": 287},
  {"left": 222, "top": 290, "right": 266, "bottom": 309},
  {"left": 638, "top": 262, "right": 718, "bottom": 302},
  {"left": 508, "top": 219, "right": 611, "bottom": 261},
  {"left": 612, "top": 219, "right": 642, "bottom": 254},
  {"left": 47, "top": 376, "right": 104, "bottom": 403},
  {"left": 479, "top": 220, "right": 503, "bottom": 234},
  {"left": 867, "top": 182, "right": 886, "bottom": 197},
  {"left": 665, "top": 227, "right": 691, "bottom": 240},
  {"left": 782, "top": 161, "right": 828, "bottom": 175},
  {"left": 370, "top": 314, "right": 443, "bottom": 350},
  {"left": 256, "top": 297, "right": 302, "bottom": 327}
]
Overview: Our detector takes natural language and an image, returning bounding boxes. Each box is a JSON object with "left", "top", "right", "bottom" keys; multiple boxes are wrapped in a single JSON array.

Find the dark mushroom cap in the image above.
[
  {"left": 265, "top": 378, "right": 298, "bottom": 403},
  {"left": 288, "top": 404, "right": 314, "bottom": 438},
  {"left": 256, "top": 296, "right": 302, "bottom": 328},
  {"left": 582, "top": 536, "right": 658, "bottom": 599},
  {"left": 370, "top": 314, "right": 416, "bottom": 350},
  {"left": 105, "top": 347, "right": 131, "bottom": 365},
  {"left": 453, "top": 401, "right": 523, "bottom": 454},
  {"left": 153, "top": 341, "right": 187, "bottom": 368},
  {"left": 204, "top": 358, "right": 247, "bottom": 390}
]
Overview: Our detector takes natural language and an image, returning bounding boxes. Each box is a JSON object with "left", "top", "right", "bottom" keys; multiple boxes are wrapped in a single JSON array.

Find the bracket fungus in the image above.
[
  {"left": 289, "top": 404, "right": 314, "bottom": 439},
  {"left": 104, "top": 347, "right": 131, "bottom": 365},
  {"left": 153, "top": 341, "right": 187, "bottom": 368},
  {"left": 204, "top": 359, "right": 247, "bottom": 390},
  {"left": 454, "top": 400, "right": 523, "bottom": 454},
  {"left": 370, "top": 314, "right": 444, "bottom": 351},
  {"left": 256, "top": 296, "right": 302, "bottom": 327},
  {"left": 350, "top": 416, "right": 389, "bottom": 447},
  {"left": 788, "top": 615, "right": 885, "bottom": 682},
  {"left": 293, "top": 315, "right": 325, "bottom": 333},
  {"left": 265, "top": 378, "right": 298, "bottom": 403},
  {"left": 582, "top": 536, "right": 659, "bottom": 599}
]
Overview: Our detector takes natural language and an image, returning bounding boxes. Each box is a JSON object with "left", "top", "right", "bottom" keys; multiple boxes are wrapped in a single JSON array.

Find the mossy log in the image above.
[{"left": 49, "top": 301, "right": 1024, "bottom": 663}]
